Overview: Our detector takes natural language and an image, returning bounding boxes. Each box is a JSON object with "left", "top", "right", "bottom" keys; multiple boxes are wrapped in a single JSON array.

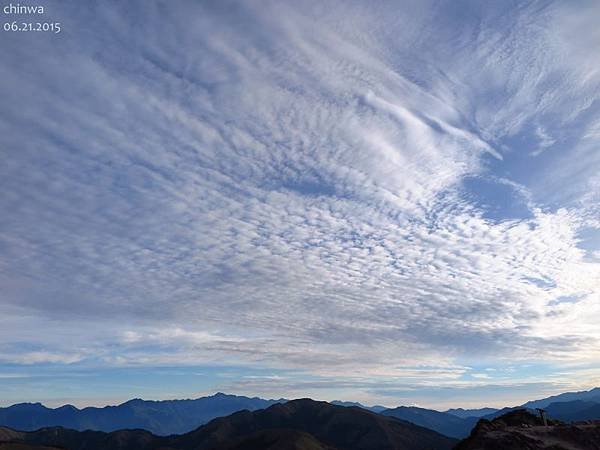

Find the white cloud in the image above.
[
  {"left": 2, "top": 352, "right": 84, "bottom": 365},
  {"left": 0, "top": 0, "right": 599, "bottom": 404}
]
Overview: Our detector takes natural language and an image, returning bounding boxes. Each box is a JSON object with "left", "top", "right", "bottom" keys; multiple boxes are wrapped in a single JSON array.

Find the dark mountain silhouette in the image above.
[
  {"left": 166, "top": 399, "right": 458, "bottom": 450},
  {"left": 479, "top": 406, "right": 520, "bottom": 420},
  {"left": 545, "top": 400, "right": 600, "bottom": 422},
  {"left": 0, "top": 428, "right": 62, "bottom": 449},
  {"left": 0, "top": 425, "right": 157, "bottom": 450},
  {"left": 0, "top": 445, "right": 63, "bottom": 450},
  {"left": 0, "top": 399, "right": 457, "bottom": 450},
  {"left": 0, "top": 393, "right": 284, "bottom": 435},
  {"left": 381, "top": 406, "right": 478, "bottom": 439},
  {"left": 454, "top": 408, "right": 600, "bottom": 450},
  {"left": 329, "top": 401, "right": 387, "bottom": 413},
  {"left": 444, "top": 408, "right": 498, "bottom": 419},
  {"left": 216, "top": 429, "right": 338, "bottom": 450}
]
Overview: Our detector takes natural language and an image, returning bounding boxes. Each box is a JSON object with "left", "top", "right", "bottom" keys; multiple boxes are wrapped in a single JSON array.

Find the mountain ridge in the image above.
[
  {"left": 522, "top": 387, "right": 600, "bottom": 409},
  {"left": 3, "top": 387, "right": 600, "bottom": 440},
  {"left": 381, "top": 406, "right": 478, "bottom": 439},
  {"left": 444, "top": 407, "right": 498, "bottom": 418},
  {"left": 0, "top": 393, "right": 285, "bottom": 435},
  {"left": 0, "top": 399, "right": 457, "bottom": 450}
]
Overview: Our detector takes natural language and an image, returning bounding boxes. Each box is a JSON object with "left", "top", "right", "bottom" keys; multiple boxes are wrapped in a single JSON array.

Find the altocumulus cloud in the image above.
[{"left": 0, "top": 0, "right": 599, "bottom": 404}]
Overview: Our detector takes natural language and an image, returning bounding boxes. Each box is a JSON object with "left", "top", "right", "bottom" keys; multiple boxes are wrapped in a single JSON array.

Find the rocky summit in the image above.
[{"left": 455, "top": 409, "right": 600, "bottom": 450}]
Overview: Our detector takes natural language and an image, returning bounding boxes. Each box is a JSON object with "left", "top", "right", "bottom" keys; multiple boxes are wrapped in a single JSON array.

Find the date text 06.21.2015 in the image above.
[{"left": 3, "top": 20, "right": 61, "bottom": 33}]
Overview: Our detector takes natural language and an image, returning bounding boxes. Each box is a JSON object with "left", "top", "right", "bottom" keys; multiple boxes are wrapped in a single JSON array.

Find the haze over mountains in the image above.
[
  {"left": 444, "top": 408, "right": 498, "bottom": 419},
  {"left": 329, "top": 401, "right": 387, "bottom": 413}
]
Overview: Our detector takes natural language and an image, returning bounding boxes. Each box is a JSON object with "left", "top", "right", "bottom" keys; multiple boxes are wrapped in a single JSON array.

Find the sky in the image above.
[{"left": 0, "top": 0, "right": 599, "bottom": 410}]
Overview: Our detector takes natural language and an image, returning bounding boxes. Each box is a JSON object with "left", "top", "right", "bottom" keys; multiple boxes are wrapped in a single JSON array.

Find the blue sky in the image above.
[{"left": 1, "top": 0, "right": 599, "bottom": 410}]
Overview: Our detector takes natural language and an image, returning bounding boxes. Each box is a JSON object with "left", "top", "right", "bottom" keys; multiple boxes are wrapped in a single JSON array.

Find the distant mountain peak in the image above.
[
  {"left": 213, "top": 392, "right": 229, "bottom": 397},
  {"left": 56, "top": 404, "right": 78, "bottom": 411}
]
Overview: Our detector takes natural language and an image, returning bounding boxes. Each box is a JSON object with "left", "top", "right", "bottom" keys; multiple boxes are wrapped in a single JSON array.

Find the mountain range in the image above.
[
  {"left": 0, "top": 399, "right": 457, "bottom": 450},
  {"left": 2, "top": 387, "right": 600, "bottom": 442},
  {"left": 329, "top": 401, "right": 387, "bottom": 413},
  {"left": 522, "top": 387, "right": 600, "bottom": 409},
  {"left": 381, "top": 406, "right": 479, "bottom": 439},
  {"left": 5, "top": 404, "right": 600, "bottom": 450},
  {"left": 0, "top": 393, "right": 284, "bottom": 435},
  {"left": 379, "top": 387, "right": 600, "bottom": 438},
  {"left": 5, "top": 402, "right": 600, "bottom": 450}
]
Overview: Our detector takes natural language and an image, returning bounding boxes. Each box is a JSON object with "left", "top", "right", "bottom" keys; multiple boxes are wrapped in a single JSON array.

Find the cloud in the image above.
[
  {"left": 1, "top": 352, "right": 84, "bottom": 365},
  {"left": 0, "top": 0, "right": 599, "bottom": 405},
  {"left": 531, "top": 126, "right": 556, "bottom": 156}
]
